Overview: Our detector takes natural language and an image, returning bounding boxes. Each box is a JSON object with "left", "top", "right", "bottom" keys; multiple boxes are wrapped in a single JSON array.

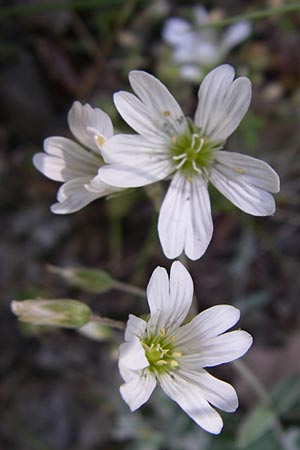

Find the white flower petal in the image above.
[
  {"left": 195, "top": 65, "right": 252, "bottom": 143},
  {"left": 124, "top": 315, "right": 147, "bottom": 342},
  {"left": 162, "top": 17, "right": 192, "bottom": 46},
  {"left": 68, "top": 101, "right": 113, "bottom": 151},
  {"left": 128, "top": 71, "right": 187, "bottom": 136},
  {"left": 120, "top": 371, "right": 156, "bottom": 412},
  {"left": 101, "top": 134, "right": 168, "bottom": 164},
  {"left": 195, "top": 43, "right": 221, "bottom": 66},
  {"left": 174, "top": 305, "right": 241, "bottom": 348},
  {"left": 33, "top": 137, "right": 100, "bottom": 182},
  {"left": 221, "top": 21, "right": 251, "bottom": 53},
  {"left": 97, "top": 159, "right": 173, "bottom": 188},
  {"left": 194, "top": 5, "right": 209, "bottom": 25},
  {"left": 85, "top": 175, "right": 120, "bottom": 195},
  {"left": 168, "top": 261, "right": 193, "bottom": 328},
  {"left": 159, "top": 372, "right": 223, "bottom": 434},
  {"left": 158, "top": 172, "right": 213, "bottom": 260},
  {"left": 195, "top": 65, "right": 234, "bottom": 133},
  {"left": 43, "top": 137, "right": 101, "bottom": 166},
  {"left": 114, "top": 77, "right": 188, "bottom": 138},
  {"left": 180, "top": 65, "right": 203, "bottom": 83},
  {"left": 51, "top": 177, "right": 101, "bottom": 214},
  {"left": 179, "top": 330, "right": 253, "bottom": 368},
  {"left": 210, "top": 151, "right": 279, "bottom": 216},
  {"left": 214, "top": 151, "right": 280, "bottom": 193},
  {"left": 208, "top": 78, "right": 251, "bottom": 143},
  {"left": 173, "top": 34, "right": 219, "bottom": 66},
  {"left": 158, "top": 172, "right": 188, "bottom": 259},
  {"left": 193, "top": 5, "right": 209, "bottom": 25},
  {"left": 119, "top": 337, "right": 149, "bottom": 375},
  {"left": 177, "top": 369, "right": 238, "bottom": 412},
  {"left": 146, "top": 261, "right": 194, "bottom": 333},
  {"left": 146, "top": 266, "right": 170, "bottom": 317},
  {"left": 33, "top": 153, "right": 67, "bottom": 182},
  {"left": 185, "top": 175, "right": 213, "bottom": 260},
  {"left": 114, "top": 91, "right": 163, "bottom": 138}
]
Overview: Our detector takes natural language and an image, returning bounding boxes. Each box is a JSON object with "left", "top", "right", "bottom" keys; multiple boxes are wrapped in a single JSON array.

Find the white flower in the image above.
[
  {"left": 97, "top": 65, "right": 280, "bottom": 260},
  {"left": 162, "top": 5, "right": 251, "bottom": 82},
  {"left": 33, "top": 101, "right": 119, "bottom": 214},
  {"left": 119, "top": 261, "right": 252, "bottom": 434}
]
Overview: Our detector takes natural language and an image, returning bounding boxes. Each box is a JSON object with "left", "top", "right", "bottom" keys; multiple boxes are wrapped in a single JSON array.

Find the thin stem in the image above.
[
  {"left": 0, "top": 0, "right": 145, "bottom": 19},
  {"left": 90, "top": 314, "right": 126, "bottom": 330},
  {"left": 108, "top": 215, "right": 123, "bottom": 270},
  {"left": 233, "top": 359, "right": 269, "bottom": 404},
  {"left": 131, "top": 214, "right": 158, "bottom": 286},
  {"left": 112, "top": 279, "right": 146, "bottom": 300},
  {"left": 144, "top": 183, "right": 163, "bottom": 214},
  {"left": 233, "top": 360, "right": 292, "bottom": 450},
  {"left": 197, "top": 2, "right": 300, "bottom": 29}
]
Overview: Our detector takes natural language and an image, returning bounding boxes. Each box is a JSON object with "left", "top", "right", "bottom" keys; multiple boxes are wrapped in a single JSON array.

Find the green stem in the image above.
[
  {"left": 197, "top": 2, "right": 300, "bottom": 29},
  {"left": 0, "top": 0, "right": 145, "bottom": 19},
  {"left": 1, "top": 0, "right": 299, "bottom": 24},
  {"left": 90, "top": 314, "right": 126, "bottom": 330},
  {"left": 112, "top": 279, "right": 146, "bottom": 300},
  {"left": 131, "top": 214, "right": 158, "bottom": 286},
  {"left": 109, "top": 215, "right": 123, "bottom": 270},
  {"left": 233, "top": 360, "right": 269, "bottom": 404},
  {"left": 144, "top": 183, "right": 163, "bottom": 214}
]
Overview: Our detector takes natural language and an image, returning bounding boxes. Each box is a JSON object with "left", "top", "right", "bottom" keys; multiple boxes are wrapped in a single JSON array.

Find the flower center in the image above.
[
  {"left": 169, "top": 119, "right": 216, "bottom": 177},
  {"left": 142, "top": 328, "right": 182, "bottom": 375}
]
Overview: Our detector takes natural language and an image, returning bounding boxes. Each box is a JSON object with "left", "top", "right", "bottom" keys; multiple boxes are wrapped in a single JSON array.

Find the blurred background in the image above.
[{"left": 1, "top": 0, "right": 300, "bottom": 449}]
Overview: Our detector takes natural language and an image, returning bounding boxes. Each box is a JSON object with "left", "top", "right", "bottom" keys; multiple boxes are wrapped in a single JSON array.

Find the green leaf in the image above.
[
  {"left": 241, "top": 431, "right": 281, "bottom": 450},
  {"left": 78, "top": 321, "right": 113, "bottom": 341},
  {"left": 271, "top": 375, "right": 300, "bottom": 414},
  {"left": 237, "top": 405, "right": 276, "bottom": 449}
]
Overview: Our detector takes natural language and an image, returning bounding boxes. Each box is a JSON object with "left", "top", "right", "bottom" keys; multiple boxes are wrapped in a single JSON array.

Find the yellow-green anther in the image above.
[
  {"left": 171, "top": 352, "right": 183, "bottom": 358},
  {"left": 170, "top": 360, "right": 179, "bottom": 367}
]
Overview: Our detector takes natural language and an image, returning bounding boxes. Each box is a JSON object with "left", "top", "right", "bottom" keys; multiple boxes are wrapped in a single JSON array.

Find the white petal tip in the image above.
[
  {"left": 208, "top": 422, "right": 223, "bottom": 435},
  {"left": 237, "top": 331, "right": 253, "bottom": 357},
  {"left": 32, "top": 153, "right": 42, "bottom": 172},
  {"left": 119, "top": 385, "right": 139, "bottom": 412},
  {"left": 50, "top": 203, "right": 72, "bottom": 215}
]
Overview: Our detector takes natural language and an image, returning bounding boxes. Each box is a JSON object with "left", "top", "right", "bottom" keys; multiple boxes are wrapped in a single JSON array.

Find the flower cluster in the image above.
[
  {"left": 33, "top": 63, "right": 280, "bottom": 433},
  {"left": 162, "top": 5, "right": 251, "bottom": 82},
  {"left": 35, "top": 65, "right": 279, "bottom": 260}
]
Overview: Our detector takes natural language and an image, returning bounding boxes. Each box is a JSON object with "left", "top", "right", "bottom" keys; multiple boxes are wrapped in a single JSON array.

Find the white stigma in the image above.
[
  {"left": 192, "top": 160, "right": 202, "bottom": 175},
  {"left": 175, "top": 157, "right": 187, "bottom": 170},
  {"left": 196, "top": 137, "right": 205, "bottom": 153},
  {"left": 173, "top": 153, "right": 187, "bottom": 161}
]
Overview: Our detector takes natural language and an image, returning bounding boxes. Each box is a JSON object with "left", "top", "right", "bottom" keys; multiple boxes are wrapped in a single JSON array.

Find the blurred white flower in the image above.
[
  {"left": 119, "top": 261, "right": 253, "bottom": 434},
  {"left": 162, "top": 5, "right": 251, "bottom": 81},
  {"left": 97, "top": 65, "right": 280, "bottom": 260},
  {"left": 33, "top": 101, "right": 119, "bottom": 214}
]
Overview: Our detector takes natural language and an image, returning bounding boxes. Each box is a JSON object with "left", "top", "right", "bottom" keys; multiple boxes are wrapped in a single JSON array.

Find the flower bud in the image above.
[
  {"left": 48, "top": 266, "right": 113, "bottom": 294},
  {"left": 11, "top": 299, "right": 91, "bottom": 328},
  {"left": 78, "top": 321, "right": 112, "bottom": 341}
]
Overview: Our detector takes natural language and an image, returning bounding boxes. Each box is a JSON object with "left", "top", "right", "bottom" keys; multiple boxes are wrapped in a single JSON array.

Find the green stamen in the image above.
[
  {"left": 142, "top": 329, "right": 181, "bottom": 375},
  {"left": 169, "top": 120, "right": 216, "bottom": 176}
]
